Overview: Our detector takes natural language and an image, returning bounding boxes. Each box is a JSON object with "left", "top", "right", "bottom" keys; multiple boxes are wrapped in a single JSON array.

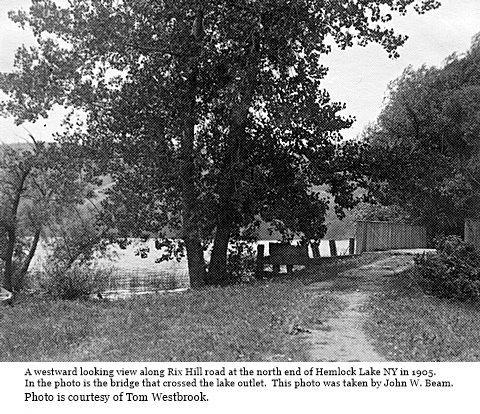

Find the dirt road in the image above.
[{"left": 306, "top": 254, "right": 416, "bottom": 362}]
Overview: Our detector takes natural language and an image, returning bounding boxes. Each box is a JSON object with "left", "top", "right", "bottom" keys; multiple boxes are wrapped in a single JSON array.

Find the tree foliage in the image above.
[
  {"left": 0, "top": 141, "right": 94, "bottom": 292},
  {"left": 415, "top": 236, "right": 480, "bottom": 302},
  {"left": 364, "top": 34, "right": 480, "bottom": 238},
  {"left": 0, "top": 0, "right": 440, "bottom": 285}
]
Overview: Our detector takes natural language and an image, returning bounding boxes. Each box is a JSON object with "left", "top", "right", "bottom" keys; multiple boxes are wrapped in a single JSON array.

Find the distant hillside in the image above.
[{"left": 0, "top": 142, "right": 35, "bottom": 154}]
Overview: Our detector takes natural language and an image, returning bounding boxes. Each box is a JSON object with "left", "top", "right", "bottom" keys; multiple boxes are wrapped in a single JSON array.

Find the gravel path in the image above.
[{"left": 307, "top": 254, "right": 415, "bottom": 362}]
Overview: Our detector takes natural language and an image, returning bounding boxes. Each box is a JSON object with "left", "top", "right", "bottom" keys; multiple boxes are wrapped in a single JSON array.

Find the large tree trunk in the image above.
[
  {"left": 184, "top": 237, "right": 205, "bottom": 288},
  {"left": 180, "top": 128, "right": 205, "bottom": 289},
  {"left": 180, "top": 76, "right": 205, "bottom": 288},
  {"left": 180, "top": 12, "right": 206, "bottom": 288},
  {"left": 207, "top": 123, "right": 245, "bottom": 283},
  {"left": 208, "top": 205, "right": 234, "bottom": 284},
  {"left": 207, "top": 80, "right": 256, "bottom": 283}
]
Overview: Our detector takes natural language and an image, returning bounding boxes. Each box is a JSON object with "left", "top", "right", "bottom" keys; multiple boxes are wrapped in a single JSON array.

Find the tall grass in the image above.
[
  {"left": 0, "top": 279, "right": 316, "bottom": 361},
  {"left": 365, "top": 270, "right": 480, "bottom": 361}
]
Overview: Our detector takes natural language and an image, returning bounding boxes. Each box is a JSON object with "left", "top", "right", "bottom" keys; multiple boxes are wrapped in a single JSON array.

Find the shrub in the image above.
[
  {"left": 39, "top": 264, "right": 112, "bottom": 300},
  {"left": 414, "top": 236, "right": 480, "bottom": 301},
  {"left": 226, "top": 241, "right": 256, "bottom": 283}
]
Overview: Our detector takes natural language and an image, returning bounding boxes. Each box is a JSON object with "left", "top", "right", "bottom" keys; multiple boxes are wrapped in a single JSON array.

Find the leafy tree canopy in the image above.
[
  {"left": 364, "top": 33, "right": 480, "bottom": 238},
  {"left": 0, "top": 0, "right": 440, "bottom": 285}
]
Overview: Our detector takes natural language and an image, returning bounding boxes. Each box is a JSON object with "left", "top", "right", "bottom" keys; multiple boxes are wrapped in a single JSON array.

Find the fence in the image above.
[
  {"left": 465, "top": 219, "right": 480, "bottom": 251},
  {"left": 355, "top": 220, "right": 427, "bottom": 254},
  {"left": 256, "top": 240, "right": 356, "bottom": 277}
]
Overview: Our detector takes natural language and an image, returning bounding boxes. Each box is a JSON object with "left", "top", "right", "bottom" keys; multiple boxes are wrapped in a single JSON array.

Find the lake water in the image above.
[{"left": 30, "top": 239, "right": 353, "bottom": 291}]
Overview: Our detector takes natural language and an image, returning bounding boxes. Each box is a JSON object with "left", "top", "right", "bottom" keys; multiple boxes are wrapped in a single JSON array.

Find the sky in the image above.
[{"left": 0, "top": 0, "right": 479, "bottom": 143}]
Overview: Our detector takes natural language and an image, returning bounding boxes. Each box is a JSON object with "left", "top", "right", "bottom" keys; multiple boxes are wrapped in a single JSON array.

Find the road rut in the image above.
[{"left": 306, "top": 255, "right": 414, "bottom": 362}]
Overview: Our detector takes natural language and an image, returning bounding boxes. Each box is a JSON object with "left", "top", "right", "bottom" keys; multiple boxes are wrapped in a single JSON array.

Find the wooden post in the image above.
[
  {"left": 355, "top": 221, "right": 367, "bottom": 254},
  {"left": 269, "top": 242, "right": 280, "bottom": 275},
  {"left": 329, "top": 240, "right": 337, "bottom": 257},
  {"left": 255, "top": 244, "right": 265, "bottom": 278},
  {"left": 349, "top": 238, "right": 355, "bottom": 256},
  {"left": 311, "top": 242, "right": 320, "bottom": 258}
]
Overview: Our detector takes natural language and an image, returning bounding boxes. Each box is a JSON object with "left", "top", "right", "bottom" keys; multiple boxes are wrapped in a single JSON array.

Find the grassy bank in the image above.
[
  {"left": 365, "top": 269, "right": 480, "bottom": 361},
  {"left": 2, "top": 253, "right": 375, "bottom": 362},
  {"left": 0, "top": 277, "right": 330, "bottom": 362},
  {"left": 2, "top": 253, "right": 385, "bottom": 362}
]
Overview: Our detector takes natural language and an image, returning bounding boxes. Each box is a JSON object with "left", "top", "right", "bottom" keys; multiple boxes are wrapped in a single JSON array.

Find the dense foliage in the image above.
[
  {"left": 415, "top": 236, "right": 480, "bottom": 302},
  {"left": 39, "top": 263, "right": 110, "bottom": 300},
  {"left": 353, "top": 202, "right": 410, "bottom": 222},
  {"left": 364, "top": 34, "right": 480, "bottom": 239},
  {"left": 0, "top": 0, "right": 440, "bottom": 286},
  {"left": 0, "top": 141, "right": 94, "bottom": 292}
]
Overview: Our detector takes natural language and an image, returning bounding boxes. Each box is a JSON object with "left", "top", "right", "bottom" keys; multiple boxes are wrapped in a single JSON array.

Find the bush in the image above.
[
  {"left": 226, "top": 241, "right": 256, "bottom": 283},
  {"left": 39, "top": 264, "right": 111, "bottom": 300},
  {"left": 414, "top": 236, "right": 480, "bottom": 301}
]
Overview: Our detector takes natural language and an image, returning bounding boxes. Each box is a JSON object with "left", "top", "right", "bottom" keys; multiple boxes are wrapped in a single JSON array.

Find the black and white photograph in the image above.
[{"left": 0, "top": 0, "right": 479, "bottom": 410}]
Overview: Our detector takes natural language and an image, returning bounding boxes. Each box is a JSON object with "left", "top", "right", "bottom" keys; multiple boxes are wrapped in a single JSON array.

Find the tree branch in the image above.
[
  {"left": 13, "top": 227, "right": 41, "bottom": 291},
  {"left": 124, "top": 42, "right": 181, "bottom": 56}
]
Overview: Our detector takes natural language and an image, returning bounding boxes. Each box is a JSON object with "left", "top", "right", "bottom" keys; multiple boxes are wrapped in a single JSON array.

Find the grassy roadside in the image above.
[
  {"left": 0, "top": 281, "right": 303, "bottom": 361},
  {"left": 365, "top": 269, "right": 480, "bottom": 361},
  {"left": 1, "top": 254, "right": 384, "bottom": 362},
  {"left": 1, "top": 274, "right": 345, "bottom": 362},
  {"left": 6, "top": 253, "right": 441, "bottom": 362}
]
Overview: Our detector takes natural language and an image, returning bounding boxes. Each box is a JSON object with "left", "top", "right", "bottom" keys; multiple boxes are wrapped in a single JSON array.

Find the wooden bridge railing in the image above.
[{"left": 255, "top": 239, "right": 356, "bottom": 278}]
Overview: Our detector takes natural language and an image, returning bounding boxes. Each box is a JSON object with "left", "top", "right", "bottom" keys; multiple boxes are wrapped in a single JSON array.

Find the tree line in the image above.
[
  {"left": 4, "top": 0, "right": 470, "bottom": 292},
  {"left": 363, "top": 34, "right": 480, "bottom": 239}
]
